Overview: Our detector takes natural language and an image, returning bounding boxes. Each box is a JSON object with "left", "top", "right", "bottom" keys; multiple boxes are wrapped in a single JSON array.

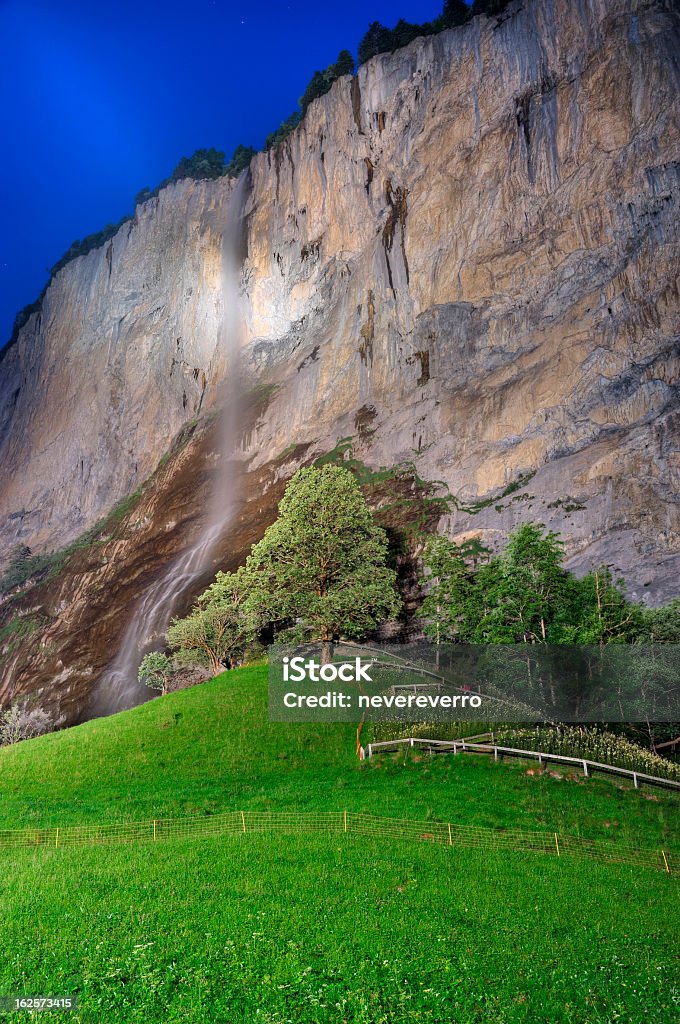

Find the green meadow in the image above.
[{"left": 0, "top": 666, "right": 678, "bottom": 1022}]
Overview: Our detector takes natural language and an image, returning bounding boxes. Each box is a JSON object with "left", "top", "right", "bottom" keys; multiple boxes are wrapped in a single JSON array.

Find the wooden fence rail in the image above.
[
  {"left": 365, "top": 736, "right": 680, "bottom": 793},
  {"left": 0, "top": 809, "right": 675, "bottom": 875}
]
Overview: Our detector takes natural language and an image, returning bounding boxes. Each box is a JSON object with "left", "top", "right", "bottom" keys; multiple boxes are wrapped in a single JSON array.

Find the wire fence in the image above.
[
  {"left": 366, "top": 736, "right": 680, "bottom": 792},
  {"left": 0, "top": 810, "right": 675, "bottom": 875}
]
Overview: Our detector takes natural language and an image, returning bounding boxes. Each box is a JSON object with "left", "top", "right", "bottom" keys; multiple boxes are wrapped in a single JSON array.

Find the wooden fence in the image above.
[
  {"left": 0, "top": 809, "right": 674, "bottom": 874},
  {"left": 366, "top": 735, "right": 680, "bottom": 793}
]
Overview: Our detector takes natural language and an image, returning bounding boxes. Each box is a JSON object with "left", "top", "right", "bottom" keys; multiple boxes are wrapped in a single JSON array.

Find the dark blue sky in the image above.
[{"left": 0, "top": 0, "right": 446, "bottom": 346}]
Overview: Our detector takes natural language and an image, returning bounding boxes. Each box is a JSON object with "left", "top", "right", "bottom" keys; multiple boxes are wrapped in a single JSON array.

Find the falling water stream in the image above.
[{"left": 88, "top": 173, "right": 250, "bottom": 717}]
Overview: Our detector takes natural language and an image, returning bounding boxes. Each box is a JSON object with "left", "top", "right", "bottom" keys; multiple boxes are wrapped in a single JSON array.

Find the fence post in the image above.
[
  {"left": 448, "top": 823, "right": 452, "bottom": 846},
  {"left": 153, "top": 820, "right": 157, "bottom": 841},
  {"left": 344, "top": 810, "right": 347, "bottom": 833},
  {"left": 368, "top": 743, "right": 372, "bottom": 758},
  {"left": 55, "top": 828, "right": 59, "bottom": 849},
  {"left": 554, "top": 833, "right": 560, "bottom": 857},
  {"left": 582, "top": 760, "right": 589, "bottom": 778},
  {"left": 633, "top": 773, "right": 638, "bottom": 789},
  {"left": 661, "top": 849, "right": 670, "bottom": 874},
  {"left": 241, "top": 811, "right": 246, "bottom": 833}
]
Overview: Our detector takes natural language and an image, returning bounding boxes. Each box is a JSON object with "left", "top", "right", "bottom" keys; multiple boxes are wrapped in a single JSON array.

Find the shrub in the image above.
[{"left": 0, "top": 702, "right": 52, "bottom": 745}]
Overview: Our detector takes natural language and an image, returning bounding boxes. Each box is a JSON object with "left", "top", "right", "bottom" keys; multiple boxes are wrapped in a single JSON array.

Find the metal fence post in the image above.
[
  {"left": 55, "top": 828, "right": 59, "bottom": 849},
  {"left": 554, "top": 833, "right": 560, "bottom": 857},
  {"left": 448, "top": 823, "right": 452, "bottom": 846},
  {"left": 241, "top": 811, "right": 246, "bottom": 833},
  {"left": 153, "top": 820, "right": 157, "bottom": 841},
  {"left": 661, "top": 849, "right": 670, "bottom": 874},
  {"left": 344, "top": 810, "right": 347, "bottom": 833}
]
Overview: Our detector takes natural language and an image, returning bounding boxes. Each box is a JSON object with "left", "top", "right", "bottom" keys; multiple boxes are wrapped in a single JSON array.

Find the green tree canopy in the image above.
[
  {"left": 138, "top": 652, "right": 175, "bottom": 696},
  {"left": 241, "top": 465, "right": 401, "bottom": 660},
  {"left": 419, "top": 523, "right": 674, "bottom": 647},
  {"left": 170, "top": 147, "right": 226, "bottom": 181},
  {"left": 300, "top": 51, "right": 357, "bottom": 116},
  {"left": 167, "top": 569, "right": 257, "bottom": 674},
  {"left": 635, "top": 597, "right": 680, "bottom": 643},
  {"left": 224, "top": 144, "right": 256, "bottom": 178}
]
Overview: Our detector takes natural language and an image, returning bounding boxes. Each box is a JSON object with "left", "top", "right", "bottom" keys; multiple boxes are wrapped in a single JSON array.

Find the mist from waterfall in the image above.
[{"left": 88, "top": 173, "right": 250, "bottom": 717}]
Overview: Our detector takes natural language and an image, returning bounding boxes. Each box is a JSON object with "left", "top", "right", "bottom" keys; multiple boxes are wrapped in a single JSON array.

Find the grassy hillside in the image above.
[
  {"left": 0, "top": 666, "right": 677, "bottom": 846},
  {"left": 0, "top": 666, "right": 678, "bottom": 1023}
]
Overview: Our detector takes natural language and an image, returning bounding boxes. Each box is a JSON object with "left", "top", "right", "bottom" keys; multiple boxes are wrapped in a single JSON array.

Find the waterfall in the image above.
[{"left": 87, "top": 173, "right": 250, "bottom": 717}]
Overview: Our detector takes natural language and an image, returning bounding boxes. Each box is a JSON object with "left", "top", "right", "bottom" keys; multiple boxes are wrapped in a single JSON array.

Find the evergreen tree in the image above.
[
  {"left": 300, "top": 70, "right": 328, "bottom": 115},
  {"left": 265, "top": 111, "right": 301, "bottom": 150},
  {"left": 333, "top": 49, "right": 356, "bottom": 77},
  {"left": 472, "top": 0, "right": 510, "bottom": 17},
  {"left": 358, "top": 22, "right": 393, "bottom": 65},
  {"left": 441, "top": 0, "right": 470, "bottom": 28},
  {"left": 171, "top": 147, "right": 226, "bottom": 181},
  {"left": 224, "top": 144, "right": 256, "bottom": 178},
  {"left": 391, "top": 20, "right": 427, "bottom": 51}
]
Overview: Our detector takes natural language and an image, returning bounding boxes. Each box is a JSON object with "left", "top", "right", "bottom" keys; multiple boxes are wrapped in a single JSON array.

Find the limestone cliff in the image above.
[{"left": 1, "top": 0, "right": 679, "bottom": 718}]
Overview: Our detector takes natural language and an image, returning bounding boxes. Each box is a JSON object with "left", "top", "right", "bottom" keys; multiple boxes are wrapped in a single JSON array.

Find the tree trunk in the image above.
[{"left": 320, "top": 637, "right": 334, "bottom": 665}]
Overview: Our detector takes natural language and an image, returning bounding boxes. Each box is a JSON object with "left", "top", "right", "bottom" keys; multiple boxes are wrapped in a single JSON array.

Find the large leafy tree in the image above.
[
  {"left": 552, "top": 567, "right": 642, "bottom": 645},
  {"left": 241, "top": 465, "right": 401, "bottom": 661}
]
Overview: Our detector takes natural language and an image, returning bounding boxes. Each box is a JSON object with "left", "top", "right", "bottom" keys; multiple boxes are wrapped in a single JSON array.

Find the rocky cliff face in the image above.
[{"left": 1, "top": 0, "right": 679, "bottom": 717}]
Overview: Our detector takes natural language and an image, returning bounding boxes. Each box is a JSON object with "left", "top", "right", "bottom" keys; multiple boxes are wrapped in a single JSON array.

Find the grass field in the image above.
[{"left": 0, "top": 666, "right": 678, "bottom": 1022}]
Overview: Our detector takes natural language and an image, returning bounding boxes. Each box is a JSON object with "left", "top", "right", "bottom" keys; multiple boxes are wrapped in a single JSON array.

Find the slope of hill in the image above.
[
  {"left": 0, "top": 666, "right": 677, "bottom": 845},
  {"left": 0, "top": 666, "right": 678, "bottom": 1023}
]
